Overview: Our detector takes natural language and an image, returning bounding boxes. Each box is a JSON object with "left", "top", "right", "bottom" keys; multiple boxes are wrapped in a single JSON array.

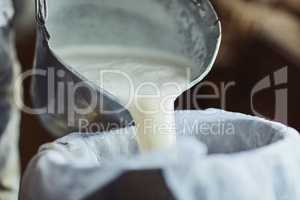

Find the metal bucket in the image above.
[{"left": 32, "top": 0, "right": 221, "bottom": 137}]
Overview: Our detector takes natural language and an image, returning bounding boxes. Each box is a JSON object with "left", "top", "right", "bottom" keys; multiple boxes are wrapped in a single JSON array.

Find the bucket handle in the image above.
[
  {"left": 35, "top": 0, "right": 48, "bottom": 26},
  {"left": 35, "top": 0, "right": 50, "bottom": 40}
]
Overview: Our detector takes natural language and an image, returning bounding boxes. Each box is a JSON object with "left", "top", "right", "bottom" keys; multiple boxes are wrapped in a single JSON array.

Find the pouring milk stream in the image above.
[{"left": 57, "top": 46, "right": 192, "bottom": 151}]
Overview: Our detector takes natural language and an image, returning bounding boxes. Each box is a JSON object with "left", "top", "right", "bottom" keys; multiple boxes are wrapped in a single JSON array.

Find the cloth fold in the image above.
[{"left": 0, "top": 0, "right": 14, "bottom": 27}]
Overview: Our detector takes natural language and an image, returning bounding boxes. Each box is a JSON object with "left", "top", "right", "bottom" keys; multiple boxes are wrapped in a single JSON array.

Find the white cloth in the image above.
[{"left": 20, "top": 109, "right": 300, "bottom": 200}]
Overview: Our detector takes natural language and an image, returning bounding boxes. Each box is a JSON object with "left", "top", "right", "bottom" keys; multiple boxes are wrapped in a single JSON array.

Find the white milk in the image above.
[{"left": 57, "top": 46, "right": 192, "bottom": 151}]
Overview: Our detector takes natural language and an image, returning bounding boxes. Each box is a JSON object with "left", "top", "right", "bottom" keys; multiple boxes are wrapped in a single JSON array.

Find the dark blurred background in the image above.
[{"left": 14, "top": 0, "right": 300, "bottom": 173}]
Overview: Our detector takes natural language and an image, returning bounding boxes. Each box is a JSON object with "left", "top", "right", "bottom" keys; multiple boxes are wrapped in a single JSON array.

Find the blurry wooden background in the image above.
[{"left": 14, "top": 0, "right": 300, "bottom": 172}]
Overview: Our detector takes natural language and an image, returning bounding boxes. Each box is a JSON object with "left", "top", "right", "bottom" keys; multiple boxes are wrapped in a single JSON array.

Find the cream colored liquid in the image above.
[{"left": 57, "top": 46, "right": 192, "bottom": 151}]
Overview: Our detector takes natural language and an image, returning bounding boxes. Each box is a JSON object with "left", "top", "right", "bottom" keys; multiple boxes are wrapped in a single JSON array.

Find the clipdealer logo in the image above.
[{"left": 251, "top": 67, "right": 288, "bottom": 124}]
